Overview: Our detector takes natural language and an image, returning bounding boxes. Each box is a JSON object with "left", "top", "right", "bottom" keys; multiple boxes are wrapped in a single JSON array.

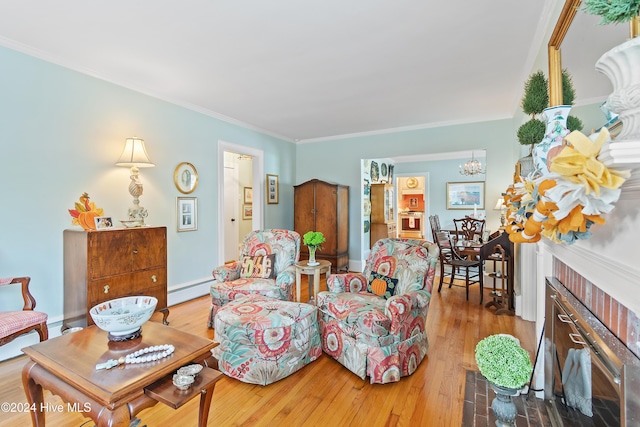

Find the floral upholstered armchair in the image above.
[
  {"left": 208, "top": 229, "right": 300, "bottom": 327},
  {"left": 317, "top": 238, "right": 438, "bottom": 384}
]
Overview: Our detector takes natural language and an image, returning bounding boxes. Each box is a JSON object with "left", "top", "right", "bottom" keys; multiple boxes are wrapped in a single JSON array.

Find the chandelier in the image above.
[{"left": 459, "top": 153, "right": 485, "bottom": 176}]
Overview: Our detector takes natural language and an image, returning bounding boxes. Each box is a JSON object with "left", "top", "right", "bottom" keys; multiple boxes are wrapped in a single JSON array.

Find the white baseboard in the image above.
[
  {"left": 348, "top": 259, "right": 365, "bottom": 273},
  {"left": 168, "top": 277, "right": 213, "bottom": 306}
]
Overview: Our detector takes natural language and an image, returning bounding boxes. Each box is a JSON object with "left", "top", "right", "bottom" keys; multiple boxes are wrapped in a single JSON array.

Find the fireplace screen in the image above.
[{"left": 544, "top": 278, "right": 640, "bottom": 426}]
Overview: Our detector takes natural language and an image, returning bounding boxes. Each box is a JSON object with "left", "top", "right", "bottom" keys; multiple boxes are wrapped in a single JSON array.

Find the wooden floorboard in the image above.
[{"left": 0, "top": 274, "right": 535, "bottom": 426}]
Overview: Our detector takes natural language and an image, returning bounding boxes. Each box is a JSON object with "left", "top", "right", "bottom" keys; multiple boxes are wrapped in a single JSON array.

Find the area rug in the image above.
[{"left": 462, "top": 370, "right": 550, "bottom": 427}]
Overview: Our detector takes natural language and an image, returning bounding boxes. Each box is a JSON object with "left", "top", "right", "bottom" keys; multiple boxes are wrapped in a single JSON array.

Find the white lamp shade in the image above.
[
  {"left": 115, "top": 137, "right": 155, "bottom": 167},
  {"left": 494, "top": 198, "right": 504, "bottom": 210}
]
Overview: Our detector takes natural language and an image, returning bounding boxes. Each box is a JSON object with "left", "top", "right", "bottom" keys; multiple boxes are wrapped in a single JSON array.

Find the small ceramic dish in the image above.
[
  {"left": 177, "top": 364, "right": 203, "bottom": 377},
  {"left": 120, "top": 219, "right": 142, "bottom": 228},
  {"left": 173, "top": 374, "right": 195, "bottom": 390}
]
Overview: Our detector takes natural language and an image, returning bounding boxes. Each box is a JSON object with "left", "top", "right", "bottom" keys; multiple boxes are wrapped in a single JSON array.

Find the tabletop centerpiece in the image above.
[
  {"left": 475, "top": 334, "right": 533, "bottom": 427},
  {"left": 303, "top": 231, "right": 326, "bottom": 266}
]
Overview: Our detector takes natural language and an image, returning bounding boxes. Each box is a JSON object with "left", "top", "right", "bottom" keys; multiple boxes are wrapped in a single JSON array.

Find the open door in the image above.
[{"left": 218, "top": 141, "right": 264, "bottom": 267}]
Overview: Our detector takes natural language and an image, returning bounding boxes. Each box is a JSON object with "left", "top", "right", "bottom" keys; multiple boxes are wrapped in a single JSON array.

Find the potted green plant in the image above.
[
  {"left": 516, "top": 69, "right": 583, "bottom": 176},
  {"left": 475, "top": 334, "right": 533, "bottom": 426},
  {"left": 303, "top": 231, "right": 326, "bottom": 266},
  {"left": 517, "top": 70, "right": 548, "bottom": 153},
  {"left": 583, "top": 0, "right": 640, "bottom": 25}
]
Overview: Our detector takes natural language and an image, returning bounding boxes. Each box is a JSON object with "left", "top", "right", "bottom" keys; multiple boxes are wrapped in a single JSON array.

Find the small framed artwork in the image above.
[
  {"left": 409, "top": 197, "right": 419, "bottom": 209},
  {"left": 266, "top": 174, "right": 279, "bottom": 204},
  {"left": 242, "top": 204, "right": 253, "bottom": 220},
  {"left": 244, "top": 187, "right": 253, "bottom": 204},
  {"left": 446, "top": 181, "right": 485, "bottom": 210},
  {"left": 174, "top": 162, "right": 198, "bottom": 194},
  {"left": 94, "top": 216, "right": 114, "bottom": 230},
  {"left": 177, "top": 197, "right": 198, "bottom": 232}
]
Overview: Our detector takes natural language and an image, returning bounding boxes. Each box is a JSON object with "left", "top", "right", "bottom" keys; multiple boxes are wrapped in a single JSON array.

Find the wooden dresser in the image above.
[
  {"left": 63, "top": 226, "right": 169, "bottom": 330},
  {"left": 294, "top": 179, "right": 349, "bottom": 272},
  {"left": 370, "top": 183, "right": 396, "bottom": 247}
]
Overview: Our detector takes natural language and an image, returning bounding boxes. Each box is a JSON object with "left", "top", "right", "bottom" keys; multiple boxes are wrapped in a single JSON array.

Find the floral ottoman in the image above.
[{"left": 212, "top": 294, "right": 322, "bottom": 385}]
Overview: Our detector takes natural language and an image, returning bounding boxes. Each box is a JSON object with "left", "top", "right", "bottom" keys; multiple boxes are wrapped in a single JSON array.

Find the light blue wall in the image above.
[
  {"left": 295, "top": 119, "right": 518, "bottom": 263},
  {"left": 395, "top": 157, "right": 488, "bottom": 233},
  {"left": 0, "top": 45, "right": 295, "bottom": 338}
]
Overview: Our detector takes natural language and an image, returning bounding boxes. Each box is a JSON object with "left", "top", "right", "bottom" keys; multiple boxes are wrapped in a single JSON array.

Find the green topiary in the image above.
[
  {"left": 583, "top": 0, "right": 640, "bottom": 25},
  {"left": 517, "top": 118, "right": 546, "bottom": 148},
  {"left": 567, "top": 115, "right": 584, "bottom": 132},
  {"left": 561, "top": 69, "right": 576, "bottom": 106},
  {"left": 521, "top": 71, "right": 549, "bottom": 116},
  {"left": 475, "top": 334, "right": 533, "bottom": 390}
]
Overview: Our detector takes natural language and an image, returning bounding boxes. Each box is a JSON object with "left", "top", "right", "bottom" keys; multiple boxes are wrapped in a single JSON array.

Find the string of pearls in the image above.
[
  {"left": 122, "top": 344, "right": 175, "bottom": 364},
  {"left": 96, "top": 344, "right": 176, "bottom": 370}
]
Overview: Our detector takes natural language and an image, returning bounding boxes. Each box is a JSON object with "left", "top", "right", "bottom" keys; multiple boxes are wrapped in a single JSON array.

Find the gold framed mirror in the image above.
[{"left": 548, "top": 0, "right": 639, "bottom": 107}]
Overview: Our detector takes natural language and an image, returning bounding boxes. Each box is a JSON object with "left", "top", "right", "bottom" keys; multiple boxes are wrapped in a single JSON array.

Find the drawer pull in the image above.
[
  {"left": 133, "top": 249, "right": 139, "bottom": 254},
  {"left": 104, "top": 285, "right": 109, "bottom": 294},
  {"left": 151, "top": 275, "right": 157, "bottom": 283}
]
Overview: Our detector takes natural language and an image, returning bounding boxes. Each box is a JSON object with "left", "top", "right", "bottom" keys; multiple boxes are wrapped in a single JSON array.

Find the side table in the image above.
[
  {"left": 21, "top": 322, "right": 218, "bottom": 427},
  {"left": 295, "top": 260, "right": 331, "bottom": 302}
]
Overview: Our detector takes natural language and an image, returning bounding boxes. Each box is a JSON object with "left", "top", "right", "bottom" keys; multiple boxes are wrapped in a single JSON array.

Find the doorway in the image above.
[
  {"left": 396, "top": 175, "right": 428, "bottom": 240},
  {"left": 218, "top": 141, "right": 264, "bottom": 266}
]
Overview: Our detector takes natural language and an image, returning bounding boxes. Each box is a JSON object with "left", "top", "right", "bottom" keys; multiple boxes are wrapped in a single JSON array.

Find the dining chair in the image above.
[
  {"left": 429, "top": 215, "right": 442, "bottom": 238},
  {"left": 434, "top": 231, "right": 483, "bottom": 304},
  {"left": 453, "top": 217, "right": 486, "bottom": 242}
]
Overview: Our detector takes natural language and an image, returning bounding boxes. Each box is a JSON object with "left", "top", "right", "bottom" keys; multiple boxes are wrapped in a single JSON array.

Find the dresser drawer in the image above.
[{"left": 88, "top": 268, "right": 166, "bottom": 309}]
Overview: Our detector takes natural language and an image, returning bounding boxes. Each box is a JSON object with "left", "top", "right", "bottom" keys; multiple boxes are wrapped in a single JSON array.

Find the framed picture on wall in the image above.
[
  {"left": 177, "top": 197, "right": 198, "bottom": 232},
  {"left": 446, "top": 182, "right": 485, "bottom": 210},
  {"left": 243, "top": 204, "right": 253, "bottom": 219},
  {"left": 244, "top": 187, "right": 253, "bottom": 204},
  {"left": 266, "top": 174, "right": 279, "bottom": 204}
]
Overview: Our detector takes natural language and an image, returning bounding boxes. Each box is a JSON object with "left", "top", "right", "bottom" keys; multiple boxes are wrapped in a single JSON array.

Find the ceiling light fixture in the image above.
[{"left": 459, "top": 153, "right": 485, "bottom": 176}]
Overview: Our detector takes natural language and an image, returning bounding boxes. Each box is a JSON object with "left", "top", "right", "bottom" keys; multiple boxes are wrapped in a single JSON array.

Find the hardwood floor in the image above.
[{"left": 0, "top": 275, "right": 535, "bottom": 426}]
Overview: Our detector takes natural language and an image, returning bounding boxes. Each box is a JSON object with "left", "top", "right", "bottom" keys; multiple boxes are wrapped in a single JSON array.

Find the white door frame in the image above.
[{"left": 217, "top": 140, "right": 264, "bottom": 266}]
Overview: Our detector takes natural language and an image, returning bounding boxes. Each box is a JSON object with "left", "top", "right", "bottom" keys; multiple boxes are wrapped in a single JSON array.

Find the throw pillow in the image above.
[
  {"left": 367, "top": 272, "right": 398, "bottom": 299},
  {"left": 240, "top": 254, "right": 276, "bottom": 279}
]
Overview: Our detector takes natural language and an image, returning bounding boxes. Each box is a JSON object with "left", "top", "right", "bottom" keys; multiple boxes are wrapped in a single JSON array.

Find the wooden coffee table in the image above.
[{"left": 22, "top": 321, "right": 220, "bottom": 427}]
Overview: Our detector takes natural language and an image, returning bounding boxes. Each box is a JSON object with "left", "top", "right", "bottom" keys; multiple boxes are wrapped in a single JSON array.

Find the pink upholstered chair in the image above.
[
  {"left": 208, "top": 229, "right": 301, "bottom": 327},
  {"left": 317, "top": 238, "right": 439, "bottom": 384},
  {"left": 0, "top": 277, "right": 48, "bottom": 346}
]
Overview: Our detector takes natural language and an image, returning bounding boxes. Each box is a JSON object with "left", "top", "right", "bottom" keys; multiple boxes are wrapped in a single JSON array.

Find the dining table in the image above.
[{"left": 453, "top": 239, "right": 483, "bottom": 260}]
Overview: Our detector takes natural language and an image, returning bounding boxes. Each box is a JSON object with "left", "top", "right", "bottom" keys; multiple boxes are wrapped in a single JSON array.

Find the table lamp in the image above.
[
  {"left": 116, "top": 137, "right": 155, "bottom": 225},
  {"left": 494, "top": 198, "right": 506, "bottom": 228}
]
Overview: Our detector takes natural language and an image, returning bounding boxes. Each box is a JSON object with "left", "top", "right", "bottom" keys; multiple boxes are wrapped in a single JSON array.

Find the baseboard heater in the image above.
[{"left": 544, "top": 278, "right": 640, "bottom": 426}]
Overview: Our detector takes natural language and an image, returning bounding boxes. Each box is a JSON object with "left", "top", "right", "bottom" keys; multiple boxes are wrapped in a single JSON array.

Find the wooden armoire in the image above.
[{"left": 294, "top": 179, "right": 349, "bottom": 272}]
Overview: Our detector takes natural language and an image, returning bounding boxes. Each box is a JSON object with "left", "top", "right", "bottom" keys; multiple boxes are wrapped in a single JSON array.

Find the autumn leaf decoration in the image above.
[{"left": 68, "top": 192, "right": 104, "bottom": 230}]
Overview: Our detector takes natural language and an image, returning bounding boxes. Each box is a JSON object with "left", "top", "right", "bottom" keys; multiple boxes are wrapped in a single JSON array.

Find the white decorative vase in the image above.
[
  {"left": 596, "top": 36, "right": 640, "bottom": 141},
  {"left": 532, "top": 105, "right": 572, "bottom": 175}
]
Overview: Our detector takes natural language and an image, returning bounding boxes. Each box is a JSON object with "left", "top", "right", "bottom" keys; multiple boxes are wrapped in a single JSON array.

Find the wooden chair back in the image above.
[
  {"left": 0, "top": 277, "right": 48, "bottom": 346},
  {"left": 453, "top": 217, "right": 485, "bottom": 242}
]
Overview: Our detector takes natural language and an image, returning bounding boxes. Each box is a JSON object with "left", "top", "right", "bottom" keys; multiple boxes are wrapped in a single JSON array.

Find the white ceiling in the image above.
[{"left": 0, "top": 1, "right": 629, "bottom": 142}]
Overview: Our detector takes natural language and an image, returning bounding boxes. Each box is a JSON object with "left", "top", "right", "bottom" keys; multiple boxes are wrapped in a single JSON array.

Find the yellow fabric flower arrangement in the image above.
[{"left": 506, "top": 128, "right": 629, "bottom": 244}]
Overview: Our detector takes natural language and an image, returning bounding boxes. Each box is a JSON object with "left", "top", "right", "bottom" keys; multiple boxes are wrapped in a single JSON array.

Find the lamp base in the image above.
[{"left": 128, "top": 206, "right": 148, "bottom": 225}]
